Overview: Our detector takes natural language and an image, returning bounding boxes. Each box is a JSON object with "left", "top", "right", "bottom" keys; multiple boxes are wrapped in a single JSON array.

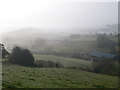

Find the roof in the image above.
[{"left": 88, "top": 51, "right": 115, "bottom": 59}]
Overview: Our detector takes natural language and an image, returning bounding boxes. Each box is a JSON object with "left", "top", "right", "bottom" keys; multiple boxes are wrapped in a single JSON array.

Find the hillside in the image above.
[
  {"left": 2, "top": 27, "right": 118, "bottom": 53},
  {"left": 2, "top": 61, "right": 118, "bottom": 88},
  {"left": 34, "top": 54, "right": 92, "bottom": 69}
]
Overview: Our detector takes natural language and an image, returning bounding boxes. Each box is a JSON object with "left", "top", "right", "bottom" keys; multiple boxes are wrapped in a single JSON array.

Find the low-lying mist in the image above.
[{"left": 2, "top": 24, "right": 118, "bottom": 52}]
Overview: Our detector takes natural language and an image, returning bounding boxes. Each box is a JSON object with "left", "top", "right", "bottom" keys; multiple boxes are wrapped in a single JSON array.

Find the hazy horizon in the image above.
[{"left": 0, "top": 0, "right": 118, "bottom": 33}]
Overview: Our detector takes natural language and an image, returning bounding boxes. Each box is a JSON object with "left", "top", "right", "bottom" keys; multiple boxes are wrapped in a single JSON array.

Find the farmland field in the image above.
[
  {"left": 4, "top": 35, "right": 117, "bottom": 54},
  {"left": 2, "top": 61, "right": 118, "bottom": 88},
  {"left": 1, "top": 1, "right": 119, "bottom": 89},
  {"left": 50, "top": 36, "right": 114, "bottom": 53},
  {"left": 34, "top": 54, "right": 92, "bottom": 69},
  {"left": 1, "top": 34, "right": 118, "bottom": 88}
]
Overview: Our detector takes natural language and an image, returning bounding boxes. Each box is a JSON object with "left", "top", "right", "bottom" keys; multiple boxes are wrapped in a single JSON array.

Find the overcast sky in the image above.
[{"left": 0, "top": 0, "right": 118, "bottom": 33}]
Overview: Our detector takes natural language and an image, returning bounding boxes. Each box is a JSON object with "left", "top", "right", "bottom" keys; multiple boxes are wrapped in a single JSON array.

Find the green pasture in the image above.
[
  {"left": 2, "top": 62, "right": 118, "bottom": 88},
  {"left": 34, "top": 54, "right": 92, "bottom": 69}
]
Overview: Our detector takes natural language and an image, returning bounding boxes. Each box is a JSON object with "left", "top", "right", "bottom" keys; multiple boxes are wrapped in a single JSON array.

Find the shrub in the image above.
[
  {"left": 55, "top": 62, "right": 64, "bottom": 68},
  {"left": 92, "top": 60, "right": 118, "bottom": 76},
  {"left": 34, "top": 60, "right": 64, "bottom": 68},
  {"left": 9, "top": 46, "right": 34, "bottom": 66},
  {"left": 34, "top": 60, "right": 48, "bottom": 67},
  {"left": 66, "top": 66, "right": 92, "bottom": 72}
]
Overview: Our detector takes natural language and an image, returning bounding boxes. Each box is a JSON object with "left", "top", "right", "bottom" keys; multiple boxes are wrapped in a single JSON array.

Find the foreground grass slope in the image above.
[{"left": 2, "top": 62, "right": 118, "bottom": 88}]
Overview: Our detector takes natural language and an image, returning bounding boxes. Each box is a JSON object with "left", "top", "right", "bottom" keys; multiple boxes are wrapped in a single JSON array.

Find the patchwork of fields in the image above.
[
  {"left": 46, "top": 36, "right": 113, "bottom": 53},
  {"left": 1, "top": 35, "right": 118, "bottom": 88}
]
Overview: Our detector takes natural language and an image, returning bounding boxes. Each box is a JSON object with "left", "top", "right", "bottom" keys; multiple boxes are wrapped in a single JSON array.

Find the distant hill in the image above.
[
  {"left": 3, "top": 24, "right": 117, "bottom": 41},
  {"left": 2, "top": 28, "right": 67, "bottom": 51},
  {"left": 2, "top": 24, "right": 117, "bottom": 52}
]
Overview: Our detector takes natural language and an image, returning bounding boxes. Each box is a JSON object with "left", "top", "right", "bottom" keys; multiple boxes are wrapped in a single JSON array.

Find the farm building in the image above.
[{"left": 88, "top": 51, "right": 116, "bottom": 59}]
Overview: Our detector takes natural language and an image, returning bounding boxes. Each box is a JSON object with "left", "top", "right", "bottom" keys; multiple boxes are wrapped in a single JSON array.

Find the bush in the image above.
[
  {"left": 66, "top": 66, "right": 92, "bottom": 72},
  {"left": 93, "top": 60, "right": 118, "bottom": 76},
  {"left": 34, "top": 60, "right": 64, "bottom": 68},
  {"left": 9, "top": 46, "right": 34, "bottom": 66},
  {"left": 55, "top": 62, "right": 64, "bottom": 68}
]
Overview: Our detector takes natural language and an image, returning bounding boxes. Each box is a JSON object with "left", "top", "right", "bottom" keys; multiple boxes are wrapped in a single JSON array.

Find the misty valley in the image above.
[
  {"left": 0, "top": 1, "right": 119, "bottom": 89},
  {"left": 1, "top": 27, "right": 119, "bottom": 88}
]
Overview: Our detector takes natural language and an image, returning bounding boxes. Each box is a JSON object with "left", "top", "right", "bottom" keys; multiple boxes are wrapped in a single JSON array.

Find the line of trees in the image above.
[
  {"left": 34, "top": 60, "right": 64, "bottom": 68},
  {"left": 96, "top": 33, "right": 117, "bottom": 48}
]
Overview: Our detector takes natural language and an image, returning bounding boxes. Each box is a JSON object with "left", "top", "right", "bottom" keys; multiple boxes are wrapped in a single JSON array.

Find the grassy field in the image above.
[
  {"left": 2, "top": 61, "right": 118, "bottom": 88},
  {"left": 34, "top": 54, "right": 92, "bottom": 69},
  {"left": 50, "top": 37, "right": 113, "bottom": 53},
  {"left": 2, "top": 35, "right": 118, "bottom": 88}
]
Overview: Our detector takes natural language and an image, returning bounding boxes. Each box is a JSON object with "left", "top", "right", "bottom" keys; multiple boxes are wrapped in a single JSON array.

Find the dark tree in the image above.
[
  {"left": 9, "top": 46, "right": 34, "bottom": 66},
  {"left": 0, "top": 44, "right": 9, "bottom": 59}
]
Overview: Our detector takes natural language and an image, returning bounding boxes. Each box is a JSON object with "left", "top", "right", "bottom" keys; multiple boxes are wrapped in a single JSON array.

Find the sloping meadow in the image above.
[{"left": 2, "top": 61, "right": 118, "bottom": 88}]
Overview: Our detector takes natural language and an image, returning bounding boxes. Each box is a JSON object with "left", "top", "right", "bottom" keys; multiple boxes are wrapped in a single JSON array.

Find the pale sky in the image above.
[{"left": 0, "top": 0, "right": 118, "bottom": 33}]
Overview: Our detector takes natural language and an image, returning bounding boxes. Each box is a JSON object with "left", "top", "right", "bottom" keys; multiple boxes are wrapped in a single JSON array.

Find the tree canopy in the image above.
[{"left": 9, "top": 46, "right": 34, "bottom": 66}]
